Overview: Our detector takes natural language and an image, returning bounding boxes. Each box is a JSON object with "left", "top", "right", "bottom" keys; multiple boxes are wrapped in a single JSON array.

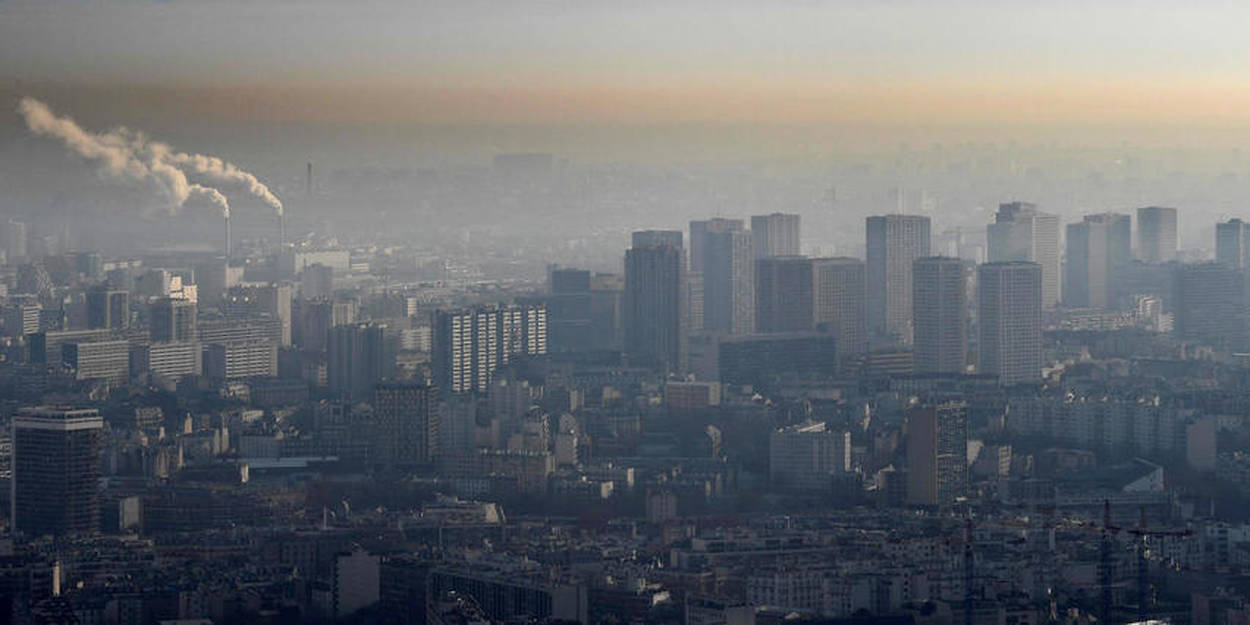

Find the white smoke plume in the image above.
[
  {"left": 17, "top": 98, "right": 246, "bottom": 219},
  {"left": 156, "top": 146, "right": 283, "bottom": 216},
  {"left": 19, "top": 98, "right": 156, "bottom": 191},
  {"left": 190, "top": 185, "right": 231, "bottom": 219}
]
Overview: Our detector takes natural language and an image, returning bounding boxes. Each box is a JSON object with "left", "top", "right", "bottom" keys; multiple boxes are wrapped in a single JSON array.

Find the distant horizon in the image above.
[{"left": 6, "top": 1, "right": 1250, "bottom": 146}]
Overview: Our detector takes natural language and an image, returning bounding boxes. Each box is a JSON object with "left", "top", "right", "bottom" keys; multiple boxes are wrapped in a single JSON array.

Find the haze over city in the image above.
[{"left": 7, "top": 2, "right": 1250, "bottom": 625}]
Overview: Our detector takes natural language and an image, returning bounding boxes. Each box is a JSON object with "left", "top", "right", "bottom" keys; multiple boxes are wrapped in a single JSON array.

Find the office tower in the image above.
[
  {"left": 28, "top": 329, "right": 113, "bottom": 364},
  {"left": 589, "top": 273, "right": 623, "bottom": 351},
  {"left": 912, "top": 256, "right": 966, "bottom": 375},
  {"left": 197, "top": 318, "right": 284, "bottom": 348},
  {"left": 547, "top": 268, "right": 593, "bottom": 352},
  {"left": 433, "top": 304, "right": 548, "bottom": 395},
  {"left": 150, "top": 297, "right": 197, "bottom": 342},
  {"left": 866, "top": 214, "right": 931, "bottom": 344},
  {"left": 11, "top": 407, "right": 103, "bottom": 536},
  {"left": 624, "top": 230, "right": 686, "bottom": 372},
  {"left": 301, "top": 263, "right": 334, "bottom": 300},
  {"left": 688, "top": 219, "right": 729, "bottom": 273},
  {"left": 373, "top": 382, "right": 440, "bottom": 467},
  {"left": 769, "top": 422, "right": 851, "bottom": 492},
  {"left": 905, "top": 401, "right": 968, "bottom": 506},
  {"left": 978, "top": 262, "right": 1042, "bottom": 386},
  {"left": 1216, "top": 219, "right": 1250, "bottom": 269},
  {"left": 131, "top": 340, "right": 201, "bottom": 383},
  {"left": 1137, "top": 206, "right": 1178, "bottom": 262},
  {"left": 812, "top": 257, "right": 867, "bottom": 364},
  {"left": 328, "top": 323, "right": 394, "bottom": 400},
  {"left": 751, "top": 213, "right": 801, "bottom": 258},
  {"left": 224, "top": 283, "right": 292, "bottom": 346},
  {"left": 688, "top": 219, "right": 736, "bottom": 332},
  {"left": 4, "top": 219, "right": 27, "bottom": 263},
  {"left": 755, "top": 256, "right": 813, "bottom": 333},
  {"left": 987, "top": 202, "right": 1060, "bottom": 309},
  {"left": 203, "top": 340, "right": 278, "bottom": 380},
  {"left": 1065, "top": 213, "right": 1131, "bottom": 309},
  {"left": 4, "top": 302, "right": 40, "bottom": 338},
  {"left": 298, "top": 298, "right": 356, "bottom": 352},
  {"left": 1174, "top": 263, "right": 1246, "bottom": 350},
  {"left": 633, "top": 229, "right": 683, "bottom": 251},
  {"left": 686, "top": 271, "right": 704, "bottom": 334},
  {"left": 62, "top": 340, "right": 130, "bottom": 386},
  {"left": 700, "top": 220, "right": 754, "bottom": 335}
]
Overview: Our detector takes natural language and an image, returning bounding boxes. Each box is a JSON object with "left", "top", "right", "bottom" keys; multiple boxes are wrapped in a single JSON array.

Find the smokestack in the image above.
[
  {"left": 224, "top": 213, "right": 231, "bottom": 259},
  {"left": 279, "top": 211, "right": 285, "bottom": 248},
  {"left": 307, "top": 162, "right": 313, "bottom": 197}
]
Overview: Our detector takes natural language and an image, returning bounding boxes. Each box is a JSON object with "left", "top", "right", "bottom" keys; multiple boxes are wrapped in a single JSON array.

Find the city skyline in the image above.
[{"left": 4, "top": 3, "right": 1250, "bottom": 624}]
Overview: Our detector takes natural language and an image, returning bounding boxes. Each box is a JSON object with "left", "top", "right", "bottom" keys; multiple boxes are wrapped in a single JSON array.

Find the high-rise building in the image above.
[
  {"left": 912, "top": 256, "right": 966, "bottom": 375},
  {"left": 131, "top": 340, "right": 201, "bottom": 383},
  {"left": 543, "top": 269, "right": 621, "bottom": 353},
  {"left": 624, "top": 231, "right": 686, "bottom": 371},
  {"left": 11, "top": 407, "right": 103, "bottom": 536},
  {"left": 28, "top": 329, "right": 113, "bottom": 364},
  {"left": 432, "top": 304, "right": 547, "bottom": 395},
  {"left": 150, "top": 297, "right": 197, "bottom": 342},
  {"left": 1216, "top": 219, "right": 1250, "bottom": 269},
  {"left": 1174, "top": 263, "right": 1247, "bottom": 350},
  {"left": 987, "top": 202, "right": 1060, "bottom": 309},
  {"left": 755, "top": 256, "right": 813, "bottom": 333},
  {"left": 812, "top": 257, "right": 867, "bottom": 364},
  {"left": 866, "top": 214, "right": 930, "bottom": 344},
  {"left": 905, "top": 401, "right": 968, "bottom": 506},
  {"left": 203, "top": 340, "right": 278, "bottom": 380},
  {"left": 4, "top": 219, "right": 27, "bottom": 263},
  {"left": 589, "top": 273, "right": 623, "bottom": 352},
  {"left": 978, "top": 262, "right": 1042, "bottom": 386},
  {"left": 688, "top": 219, "right": 728, "bottom": 274},
  {"left": 547, "top": 268, "right": 593, "bottom": 352},
  {"left": 751, "top": 213, "right": 801, "bottom": 259},
  {"left": 1065, "top": 213, "right": 1131, "bottom": 309},
  {"left": 300, "top": 263, "right": 334, "bottom": 300},
  {"left": 3, "top": 302, "right": 40, "bottom": 338},
  {"left": 328, "top": 323, "right": 395, "bottom": 400},
  {"left": 697, "top": 220, "right": 754, "bottom": 335},
  {"left": 373, "top": 382, "right": 440, "bottom": 467},
  {"left": 62, "top": 340, "right": 130, "bottom": 386},
  {"left": 85, "top": 287, "right": 129, "bottom": 330},
  {"left": 1137, "top": 206, "right": 1177, "bottom": 262},
  {"left": 198, "top": 317, "right": 283, "bottom": 345},
  {"left": 296, "top": 298, "right": 356, "bottom": 352},
  {"left": 769, "top": 422, "right": 850, "bottom": 493},
  {"left": 225, "top": 284, "right": 293, "bottom": 346}
]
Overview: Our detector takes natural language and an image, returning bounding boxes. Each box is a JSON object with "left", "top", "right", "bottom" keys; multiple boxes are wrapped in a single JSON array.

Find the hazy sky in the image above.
[{"left": 5, "top": 1, "right": 1250, "bottom": 126}]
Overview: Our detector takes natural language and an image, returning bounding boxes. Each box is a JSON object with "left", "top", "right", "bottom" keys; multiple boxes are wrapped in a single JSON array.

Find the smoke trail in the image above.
[
  {"left": 190, "top": 185, "right": 230, "bottom": 219},
  {"left": 19, "top": 98, "right": 151, "bottom": 184},
  {"left": 17, "top": 98, "right": 231, "bottom": 218},
  {"left": 155, "top": 146, "right": 284, "bottom": 216}
]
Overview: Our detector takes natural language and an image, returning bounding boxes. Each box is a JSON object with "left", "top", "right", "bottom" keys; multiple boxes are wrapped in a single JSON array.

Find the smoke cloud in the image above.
[
  {"left": 19, "top": 97, "right": 159, "bottom": 193},
  {"left": 150, "top": 143, "right": 283, "bottom": 215},
  {"left": 16, "top": 97, "right": 278, "bottom": 220}
]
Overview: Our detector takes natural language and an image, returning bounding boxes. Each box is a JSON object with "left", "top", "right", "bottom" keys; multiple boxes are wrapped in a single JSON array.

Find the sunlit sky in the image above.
[{"left": 4, "top": 0, "right": 1250, "bottom": 126}]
